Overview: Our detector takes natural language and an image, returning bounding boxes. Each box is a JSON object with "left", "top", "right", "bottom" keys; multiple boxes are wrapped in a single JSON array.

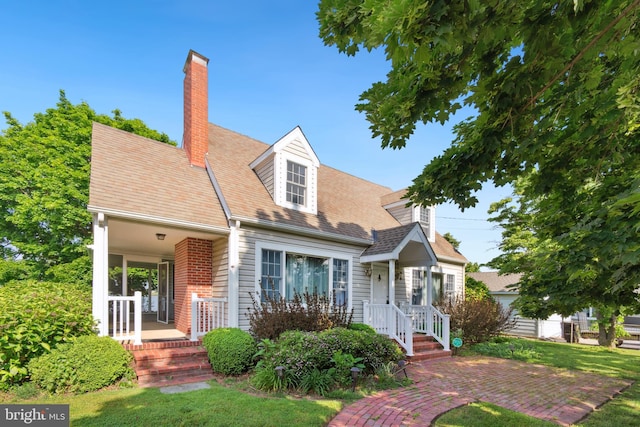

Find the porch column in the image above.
[
  {"left": 174, "top": 238, "right": 213, "bottom": 335},
  {"left": 426, "top": 267, "right": 433, "bottom": 307},
  {"left": 388, "top": 260, "right": 395, "bottom": 306},
  {"left": 91, "top": 213, "right": 109, "bottom": 336}
]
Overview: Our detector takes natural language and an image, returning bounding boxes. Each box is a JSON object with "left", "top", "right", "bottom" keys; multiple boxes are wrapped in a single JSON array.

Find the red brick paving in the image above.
[{"left": 328, "top": 356, "right": 631, "bottom": 426}]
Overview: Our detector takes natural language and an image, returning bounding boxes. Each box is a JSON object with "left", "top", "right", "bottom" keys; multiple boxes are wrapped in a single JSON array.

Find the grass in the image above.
[
  {"left": 436, "top": 338, "right": 640, "bottom": 427},
  {"left": 2, "top": 338, "right": 638, "bottom": 426},
  {"left": 1, "top": 379, "right": 342, "bottom": 426}
]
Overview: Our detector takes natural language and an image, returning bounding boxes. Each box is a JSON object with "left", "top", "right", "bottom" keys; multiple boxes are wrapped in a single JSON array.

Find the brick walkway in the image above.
[{"left": 328, "top": 356, "right": 631, "bottom": 426}]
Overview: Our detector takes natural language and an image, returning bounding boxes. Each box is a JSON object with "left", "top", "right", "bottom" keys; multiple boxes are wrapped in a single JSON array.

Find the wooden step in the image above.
[{"left": 126, "top": 340, "right": 215, "bottom": 388}]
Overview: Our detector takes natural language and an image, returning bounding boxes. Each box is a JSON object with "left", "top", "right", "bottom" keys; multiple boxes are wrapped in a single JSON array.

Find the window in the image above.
[
  {"left": 260, "top": 249, "right": 281, "bottom": 301},
  {"left": 419, "top": 206, "right": 430, "bottom": 226},
  {"left": 333, "top": 259, "right": 348, "bottom": 306},
  {"left": 286, "top": 161, "right": 306, "bottom": 206},
  {"left": 445, "top": 274, "right": 456, "bottom": 297},
  {"left": 258, "top": 245, "right": 349, "bottom": 306},
  {"left": 411, "top": 269, "right": 424, "bottom": 305},
  {"left": 286, "top": 254, "right": 328, "bottom": 298}
]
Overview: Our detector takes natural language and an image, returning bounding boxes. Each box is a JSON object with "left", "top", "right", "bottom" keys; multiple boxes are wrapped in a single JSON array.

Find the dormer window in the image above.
[
  {"left": 413, "top": 205, "right": 435, "bottom": 242},
  {"left": 286, "top": 161, "right": 306, "bottom": 206},
  {"left": 418, "top": 206, "right": 430, "bottom": 226}
]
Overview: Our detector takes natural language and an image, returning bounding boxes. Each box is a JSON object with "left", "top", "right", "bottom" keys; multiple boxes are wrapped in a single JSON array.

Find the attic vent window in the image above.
[
  {"left": 286, "top": 160, "right": 306, "bottom": 206},
  {"left": 419, "top": 206, "right": 430, "bottom": 226}
]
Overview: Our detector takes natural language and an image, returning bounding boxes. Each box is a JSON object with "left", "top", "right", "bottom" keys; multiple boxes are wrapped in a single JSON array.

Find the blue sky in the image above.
[{"left": 0, "top": 1, "right": 510, "bottom": 266}]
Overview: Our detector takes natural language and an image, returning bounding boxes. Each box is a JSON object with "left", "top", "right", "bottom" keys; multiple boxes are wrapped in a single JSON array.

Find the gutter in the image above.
[{"left": 87, "top": 205, "right": 230, "bottom": 235}]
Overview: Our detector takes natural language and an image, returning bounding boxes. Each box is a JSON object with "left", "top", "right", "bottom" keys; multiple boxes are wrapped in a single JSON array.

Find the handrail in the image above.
[
  {"left": 191, "top": 293, "right": 228, "bottom": 341},
  {"left": 363, "top": 301, "right": 414, "bottom": 356},
  {"left": 107, "top": 291, "right": 142, "bottom": 345},
  {"left": 401, "top": 304, "right": 451, "bottom": 351}
]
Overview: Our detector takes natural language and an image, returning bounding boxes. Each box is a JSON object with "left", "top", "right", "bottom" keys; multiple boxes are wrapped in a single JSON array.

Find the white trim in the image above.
[
  {"left": 249, "top": 126, "right": 320, "bottom": 169},
  {"left": 92, "top": 213, "right": 109, "bottom": 337},
  {"left": 254, "top": 241, "right": 353, "bottom": 310},
  {"left": 230, "top": 214, "right": 373, "bottom": 245},
  {"left": 360, "top": 223, "right": 437, "bottom": 265},
  {"left": 228, "top": 220, "right": 240, "bottom": 327},
  {"left": 205, "top": 157, "right": 231, "bottom": 219},
  {"left": 87, "top": 205, "right": 230, "bottom": 235}
]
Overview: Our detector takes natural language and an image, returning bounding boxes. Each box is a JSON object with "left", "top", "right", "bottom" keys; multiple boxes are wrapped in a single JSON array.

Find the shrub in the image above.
[
  {"left": 0, "top": 280, "right": 95, "bottom": 387},
  {"left": 436, "top": 297, "right": 515, "bottom": 344},
  {"left": 202, "top": 328, "right": 257, "bottom": 375},
  {"left": 28, "top": 335, "right": 134, "bottom": 393},
  {"left": 464, "top": 276, "right": 494, "bottom": 302},
  {"left": 348, "top": 323, "right": 377, "bottom": 334},
  {"left": 251, "top": 327, "right": 403, "bottom": 393},
  {"left": 246, "top": 290, "right": 353, "bottom": 340},
  {"left": 471, "top": 338, "right": 542, "bottom": 361}
]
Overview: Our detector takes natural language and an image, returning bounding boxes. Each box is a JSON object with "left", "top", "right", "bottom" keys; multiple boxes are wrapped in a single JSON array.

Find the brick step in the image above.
[
  {"left": 126, "top": 340, "right": 214, "bottom": 388},
  {"left": 413, "top": 341, "right": 443, "bottom": 352},
  {"left": 408, "top": 349, "right": 452, "bottom": 362}
]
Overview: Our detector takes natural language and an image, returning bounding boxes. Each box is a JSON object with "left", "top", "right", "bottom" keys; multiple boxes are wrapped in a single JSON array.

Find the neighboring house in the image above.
[
  {"left": 467, "top": 272, "right": 563, "bottom": 339},
  {"left": 88, "top": 50, "right": 467, "bottom": 353}
]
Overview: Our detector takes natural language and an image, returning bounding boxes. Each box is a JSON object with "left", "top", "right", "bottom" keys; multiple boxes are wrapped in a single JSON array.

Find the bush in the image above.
[
  {"left": 28, "top": 335, "right": 134, "bottom": 393},
  {"left": 464, "top": 277, "right": 494, "bottom": 302},
  {"left": 0, "top": 280, "right": 95, "bottom": 387},
  {"left": 348, "top": 323, "right": 377, "bottom": 334},
  {"left": 251, "top": 327, "right": 403, "bottom": 394},
  {"left": 202, "top": 328, "right": 257, "bottom": 375},
  {"left": 246, "top": 290, "right": 353, "bottom": 340},
  {"left": 436, "top": 297, "right": 515, "bottom": 344}
]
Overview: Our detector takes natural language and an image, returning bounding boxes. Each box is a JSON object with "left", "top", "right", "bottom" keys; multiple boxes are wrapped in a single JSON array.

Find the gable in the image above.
[{"left": 249, "top": 127, "right": 319, "bottom": 215}]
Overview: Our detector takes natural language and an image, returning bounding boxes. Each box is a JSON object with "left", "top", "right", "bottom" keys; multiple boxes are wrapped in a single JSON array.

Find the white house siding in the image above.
[
  {"left": 386, "top": 205, "right": 413, "bottom": 225},
  {"left": 211, "top": 237, "right": 229, "bottom": 325},
  {"left": 494, "top": 294, "right": 562, "bottom": 338},
  {"left": 253, "top": 157, "right": 275, "bottom": 198},
  {"left": 282, "top": 139, "right": 311, "bottom": 159},
  {"left": 235, "top": 226, "right": 369, "bottom": 330}
]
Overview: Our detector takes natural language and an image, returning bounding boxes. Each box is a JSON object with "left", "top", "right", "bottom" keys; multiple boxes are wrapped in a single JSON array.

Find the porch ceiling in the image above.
[{"left": 107, "top": 218, "right": 226, "bottom": 258}]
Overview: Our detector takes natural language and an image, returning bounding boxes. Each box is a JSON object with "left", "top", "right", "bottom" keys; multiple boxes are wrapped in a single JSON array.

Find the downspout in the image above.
[{"left": 228, "top": 220, "right": 240, "bottom": 327}]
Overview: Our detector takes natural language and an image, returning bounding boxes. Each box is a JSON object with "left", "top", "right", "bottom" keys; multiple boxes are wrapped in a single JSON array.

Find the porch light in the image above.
[
  {"left": 156, "top": 233, "right": 166, "bottom": 241},
  {"left": 378, "top": 274, "right": 381, "bottom": 281},
  {"left": 364, "top": 267, "right": 372, "bottom": 277},
  {"left": 350, "top": 367, "right": 361, "bottom": 392}
]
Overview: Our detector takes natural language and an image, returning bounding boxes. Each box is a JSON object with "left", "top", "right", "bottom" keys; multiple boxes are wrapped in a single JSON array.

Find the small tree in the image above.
[{"left": 437, "top": 297, "right": 514, "bottom": 345}]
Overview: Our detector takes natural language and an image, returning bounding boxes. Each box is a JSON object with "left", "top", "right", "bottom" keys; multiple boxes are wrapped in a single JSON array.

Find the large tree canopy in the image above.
[
  {"left": 318, "top": 0, "right": 640, "bottom": 346},
  {"left": 0, "top": 91, "right": 174, "bottom": 284}
]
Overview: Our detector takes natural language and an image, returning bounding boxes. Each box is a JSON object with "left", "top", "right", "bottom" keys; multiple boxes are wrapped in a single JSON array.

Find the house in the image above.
[
  {"left": 467, "top": 271, "right": 563, "bottom": 339},
  {"left": 88, "top": 50, "right": 467, "bottom": 354}
]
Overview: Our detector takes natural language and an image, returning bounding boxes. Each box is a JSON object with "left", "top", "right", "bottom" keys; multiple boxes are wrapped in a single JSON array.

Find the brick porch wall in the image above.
[{"left": 174, "top": 237, "right": 213, "bottom": 334}]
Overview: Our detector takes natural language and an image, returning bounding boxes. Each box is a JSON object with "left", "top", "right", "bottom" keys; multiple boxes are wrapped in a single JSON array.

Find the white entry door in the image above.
[
  {"left": 372, "top": 267, "right": 389, "bottom": 304},
  {"left": 157, "top": 262, "right": 169, "bottom": 324}
]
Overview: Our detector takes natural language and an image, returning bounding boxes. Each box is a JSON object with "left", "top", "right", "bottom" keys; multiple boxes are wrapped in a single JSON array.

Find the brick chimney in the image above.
[{"left": 183, "top": 50, "right": 209, "bottom": 168}]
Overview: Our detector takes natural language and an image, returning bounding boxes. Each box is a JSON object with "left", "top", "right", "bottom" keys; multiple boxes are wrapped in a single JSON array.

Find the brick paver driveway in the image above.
[{"left": 328, "top": 356, "right": 631, "bottom": 426}]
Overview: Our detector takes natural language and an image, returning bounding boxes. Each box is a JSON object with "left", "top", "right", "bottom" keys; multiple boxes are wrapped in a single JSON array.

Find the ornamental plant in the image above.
[
  {"left": 0, "top": 280, "right": 95, "bottom": 387},
  {"left": 202, "top": 328, "right": 257, "bottom": 375}
]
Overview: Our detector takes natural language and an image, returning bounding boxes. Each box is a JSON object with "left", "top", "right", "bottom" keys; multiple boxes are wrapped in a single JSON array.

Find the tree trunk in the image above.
[{"left": 596, "top": 311, "right": 617, "bottom": 348}]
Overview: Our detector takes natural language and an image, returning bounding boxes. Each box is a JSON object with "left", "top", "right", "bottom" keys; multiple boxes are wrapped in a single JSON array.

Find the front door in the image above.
[
  {"left": 157, "top": 262, "right": 169, "bottom": 324},
  {"left": 372, "top": 267, "right": 389, "bottom": 304}
]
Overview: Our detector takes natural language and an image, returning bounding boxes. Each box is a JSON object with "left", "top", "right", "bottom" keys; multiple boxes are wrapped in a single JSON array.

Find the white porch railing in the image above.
[
  {"left": 401, "top": 304, "right": 450, "bottom": 351},
  {"left": 191, "top": 293, "right": 228, "bottom": 341},
  {"left": 363, "top": 301, "right": 414, "bottom": 356},
  {"left": 107, "top": 291, "right": 142, "bottom": 345}
]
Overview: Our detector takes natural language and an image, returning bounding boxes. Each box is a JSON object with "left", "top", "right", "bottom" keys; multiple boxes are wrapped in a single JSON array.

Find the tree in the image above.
[
  {"left": 0, "top": 91, "right": 174, "bottom": 284},
  {"left": 442, "top": 232, "right": 460, "bottom": 250},
  {"left": 318, "top": 1, "right": 640, "bottom": 346}
]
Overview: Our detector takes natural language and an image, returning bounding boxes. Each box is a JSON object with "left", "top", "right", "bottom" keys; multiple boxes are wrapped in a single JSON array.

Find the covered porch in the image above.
[
  {"left": 90, "top": 212, "right": 230, "bottom": 345},
  {"left": 360, "top": 223, "right": 451, "bottom": 354}
]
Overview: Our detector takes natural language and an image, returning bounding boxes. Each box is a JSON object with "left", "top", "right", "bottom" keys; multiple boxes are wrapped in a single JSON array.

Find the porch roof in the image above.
[{"left": 360, "top": 222, "right": 437, "bottom": 266}]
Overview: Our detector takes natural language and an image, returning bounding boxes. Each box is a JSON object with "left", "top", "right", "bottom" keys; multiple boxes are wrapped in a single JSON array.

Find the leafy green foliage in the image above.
[
  {"left": 318, "top": 1, "right": 640, "bottom": 347},
  {"left": 471, "top": 338, "right": 543, "bottom": 361},
  {"left": 347, "top": 322, "right": 376, "bottom": 334},
  {"left": 0, "top": 280, "right": 95, "bottom": 387},
  {"left": 0, "top": 91, "right": 174, "bottom": 283},
  {"left": 464, "top": 276, "right": 494, "bottom": 302},
  {"left": 442, "top": 232, "right": 460, "bottom": 250},
  {"left": 246, "top": 289, "right": 353, "bottom": 340},
  {"left": 28, "top": 335, "right": 134, "bottom": 393},
  {"left": 436, "top": 297, "right": 514, "bottom": 344},
  {"left": 202, "top": 328, "right": 257, "bottom": 375},
  {"left": 251, "top": 328, "right": 402, "bottom": 394}
]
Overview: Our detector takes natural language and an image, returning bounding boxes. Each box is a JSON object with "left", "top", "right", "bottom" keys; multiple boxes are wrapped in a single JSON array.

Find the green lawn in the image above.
[
  {"left": 2, "top": 339, "right": 638, "bottom": 426},
  {"left": 437, "top": 339, "right": 640, "bottom": 427},
  {"left": 1, "top": 380, "right": 342, "bottom": 426}
]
